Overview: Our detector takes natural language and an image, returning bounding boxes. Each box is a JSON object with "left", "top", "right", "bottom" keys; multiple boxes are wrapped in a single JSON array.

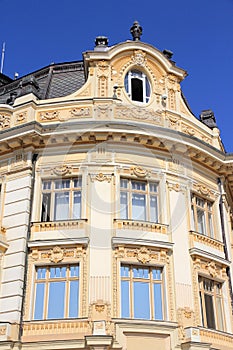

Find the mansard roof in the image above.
[{"left": 0, "top": 60, "right": 85, "bottom": 104}]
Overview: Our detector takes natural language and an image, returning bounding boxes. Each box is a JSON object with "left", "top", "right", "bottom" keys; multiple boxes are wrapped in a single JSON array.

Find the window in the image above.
[
  {"left": 199, "top": 276, "right": 224, "bottom": 330},
  {"left": 124, "top": 70, "right": 151, "bottom": 103},
  {"left": 191, "top": 194, "right": 214, "bottom": 237},
  {"left": 120, "top": 265, "right": 164, "bottom": 320},
  {"left": 120, "top": 179, "right": 159, "bottom": 222},
  {"left": 41, "top": 178, "right": 82, "bottom": 221},
  {"left": 34, "top": 265, "right": 79, "bottom": 320}
]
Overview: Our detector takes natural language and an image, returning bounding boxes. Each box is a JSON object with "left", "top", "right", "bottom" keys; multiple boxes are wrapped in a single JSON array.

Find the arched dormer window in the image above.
[{"left": 124, "top": 70, "right": 151, "bottom": 103}]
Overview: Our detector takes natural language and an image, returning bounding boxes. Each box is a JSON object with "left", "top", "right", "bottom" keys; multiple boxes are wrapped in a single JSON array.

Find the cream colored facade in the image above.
[{"left": 0, "top": 33, "right": 233, "bottom": 350}]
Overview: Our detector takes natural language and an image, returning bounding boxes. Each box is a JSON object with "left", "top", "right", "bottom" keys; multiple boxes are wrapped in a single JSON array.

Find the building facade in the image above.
[{"left": 0, "top": 22, "right": 233, "bottom": 350}]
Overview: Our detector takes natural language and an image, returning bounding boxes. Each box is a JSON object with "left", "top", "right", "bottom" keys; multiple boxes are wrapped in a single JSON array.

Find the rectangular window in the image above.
[
  {"left": 120, "top": 264, "right": 164, "bottom": 320},
  {"left": 191, "top": 194, "right": 214, "bottom": 237},
  {"left": 34, "top": 265, "right": 79, "bottom": 320},
  {"left": 120, "top": 179, "right": 159, "bottom": 222},
  {"left": 41, "top": 178, "right": 82, "bottom": 222},
  {"left": 199, "top": 276, "right": 224, "bottom": 331}
]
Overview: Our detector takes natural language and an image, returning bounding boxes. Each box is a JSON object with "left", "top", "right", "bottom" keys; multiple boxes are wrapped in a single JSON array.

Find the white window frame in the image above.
[
  {"left": 124, "top": 70, "right": 151, "bottom": 103},
  {"left": 198, "top": 275, "right": 225, "bottom": 331},
  {"left": 41, "top": 177, "right": 82, "bottom": 222},
  {"left": 33, "top": 264, "right": 80, "bottom": 320},
  {"left": 120, "top": 263, "right": 165, "bottom": 320},
  {"left": 191, "top": 194, "right": 215, "bottom": 238},
  {"left": 120, "top": 178, "right": 159, "bottom": 222}
]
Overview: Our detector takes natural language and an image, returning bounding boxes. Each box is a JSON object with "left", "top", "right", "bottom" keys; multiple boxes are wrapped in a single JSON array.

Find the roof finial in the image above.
[{"left": 130, "top": 21, "right": 142, "bottom": 41}]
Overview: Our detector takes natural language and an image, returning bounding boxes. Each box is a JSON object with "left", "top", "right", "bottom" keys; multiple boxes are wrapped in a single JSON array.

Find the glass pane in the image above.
[
  {"left": 54, "top": 192, "right": 69, "bottom": 220},
  {"left": 42, "top": 181, "right": 51, "bottom": 190},
  {"left": 146, "top": 78, "right": 151, "bottom": 100},
  {"left": 132, "top": 193, "right": 146, "bottom": 220},
  {"left": 69, "top": 281, "right": 79, "bottom": 318},
  {"left": 120, "top": 191, "right": 128, "bottom": 219},
  {"left": 150, "top": 195, "right": 158, "bottom": 222},
  {"left": 153, "top": 284, "right": 163, "bottom": 320},
  {"left": 41, "top": 193, "right": 51, "bottom": 222},
  {"left": 204, "top": 294, "right": 216, "bottom": 329},
  {"left": 152, "top": 268, "right": 161, "bottom": 280},
  {"left": 48, "top": 282, "right": 65, "bottom": 319},
  {"left": 149, "top": 183, "right": 158, "bottom": 193},
  {"left": 37, "top": 268, "right": 46, "bottom": 279},
  {"left": 197, "top": 197, "right": 204, "bottom": 207},
  {"left": 121, "top": 265, "right": 129, "bottom": 277},
  {"left": 124, "top": 74, "right": 129, "bottom": 94},
  {"left": 73, "top": 191, "right": 81, "bottom": 219},
  {"left": 121, "top": 281, "right": 130, "bottom": 317},
  {"left": 50, "top": 267, "right": 66, "bottom": 278},
  {"left": 208, "top": 213, "right": 214, "bottom": 237},
  {"left": 74, "top": 178, "right": 82, "bottom": 187},
  {"left": 191, "top": 205, "right": 195, "bottom": 231},
  {"left": 34, "top": 283, "right": 45, "bottom": 319},
  {"left": 197, "top": 209, "right": 206, "bottom": 234},
  {"left": 120, "top": 179, "right": 128, "bottom": 189},
  {"left": 132, "top": 181, "right": 145, "bottom": 191},
  {"left": 216, "top": 297, "right": 224, "bottom": 331},
  {"left": 55, "top": 180, "right": 70, "bottom": 189},
  {"left": 199, "top": 292, "right": 204, "bottom": 326},
  {"left": 133, "top": 267, "right": 149, "bottom": 279},
  {"left": 70, "top": 265, "right": 79, "bottom": 277},
  {"left": 133, "top": 282, "right": 150, "bottom": 319}
]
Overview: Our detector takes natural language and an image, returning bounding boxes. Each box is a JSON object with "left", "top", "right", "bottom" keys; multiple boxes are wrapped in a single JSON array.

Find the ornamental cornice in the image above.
[
  {"left": 114, "top": 245, "right": 170, "bottom": 264},
  {"left": 30, "top": 245, "right": 87, "bottom": 262}
]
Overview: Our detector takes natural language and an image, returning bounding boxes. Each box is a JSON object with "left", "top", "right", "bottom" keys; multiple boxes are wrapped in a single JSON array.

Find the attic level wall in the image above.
[{"left": 0, "top": 171, "right": 32, "bottom": 324}]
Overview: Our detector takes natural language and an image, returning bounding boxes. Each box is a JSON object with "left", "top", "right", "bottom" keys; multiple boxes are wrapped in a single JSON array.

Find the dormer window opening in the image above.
[{"left": 125, "top": 70, "right": 150, "bottom": 103}]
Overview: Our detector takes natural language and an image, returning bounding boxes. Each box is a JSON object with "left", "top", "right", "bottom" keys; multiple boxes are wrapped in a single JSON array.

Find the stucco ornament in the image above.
[
  {"left": 131, "top": 50, "right": 146, "bottom": 66},
  {"left": 40, "top": 110, "right": 59, "bottom": 120},
  {"left": 50, "top": 246, "right": 64, "bottom": 263},
  {"left": 207, "top": 261, "right": 217, "bottom": 277},
  {"left": 137, "top": 247, "right": 151, "bottom": 264},
  {"left": 0, "top": 114, "right": 10, "bottom": 128},
  {"left": 131, "top": 166, "right": 148, "bottom": 178},
  {"left": 52, "top": 165, "right": 71, "bottom": 176}
]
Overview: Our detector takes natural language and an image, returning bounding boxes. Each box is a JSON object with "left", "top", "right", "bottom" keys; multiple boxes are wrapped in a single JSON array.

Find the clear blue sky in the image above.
[{"left": 0, "top": 0, "right": 232, "bottom": 152}]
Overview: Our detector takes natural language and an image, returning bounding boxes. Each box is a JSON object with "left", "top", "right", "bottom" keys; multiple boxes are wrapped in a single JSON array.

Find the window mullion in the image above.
[
  {"left": 149, "top": 269, "right": 154, "bottom": 319},
  {"left": 130, "top": 267, "right": 134, "bottom": 318},
  {"left": 65, "top": 267, "right": 70, "bottom": 318},
  {"left": 142, "top": 74, "right": 146, "bottom": 102},
  {"left": 44, "top": 268, "right": 49, "bottom": 319}
]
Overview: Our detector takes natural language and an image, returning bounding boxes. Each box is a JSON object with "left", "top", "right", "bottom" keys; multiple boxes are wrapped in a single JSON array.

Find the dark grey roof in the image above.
[
  {"left": 0, "top": 73, "right": 13, "bottom": 87},
  {"left": 0, "top": 61, "right": 85, "bottom": 104}
]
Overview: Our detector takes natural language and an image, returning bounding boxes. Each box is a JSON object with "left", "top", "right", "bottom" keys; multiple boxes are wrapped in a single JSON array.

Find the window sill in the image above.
[
  {"left": 189, "top": 231, "right": 224, "bottom": 252},
  {"left": 114, "top": 219, "right": 168, "bottom": 234}
]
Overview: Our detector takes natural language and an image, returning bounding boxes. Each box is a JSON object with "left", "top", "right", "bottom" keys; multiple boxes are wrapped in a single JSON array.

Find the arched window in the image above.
[{"left": 124, "top": 70, "right": 151, "bottom": 103}]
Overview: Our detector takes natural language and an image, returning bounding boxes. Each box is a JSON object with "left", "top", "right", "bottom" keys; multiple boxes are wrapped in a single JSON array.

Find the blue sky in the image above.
[{"left": 0, "top": 0, "right": 232, "bottom": 152}]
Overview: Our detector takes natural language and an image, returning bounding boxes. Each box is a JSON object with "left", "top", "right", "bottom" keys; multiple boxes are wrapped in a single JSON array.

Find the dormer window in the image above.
[{"left": 124, "top": 70, "right": 150, "bottom": 103}]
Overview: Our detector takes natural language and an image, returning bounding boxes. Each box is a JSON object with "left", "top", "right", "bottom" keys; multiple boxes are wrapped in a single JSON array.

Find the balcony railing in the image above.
[
  {"left": 189, "top": 231, "right": 224, "bottom": 252},
  {"left": 31, "top": 219, "right": 88, "bottom": 233},
  {"left": 114, "top": 219, "right": 168, "bottom": 234}
]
